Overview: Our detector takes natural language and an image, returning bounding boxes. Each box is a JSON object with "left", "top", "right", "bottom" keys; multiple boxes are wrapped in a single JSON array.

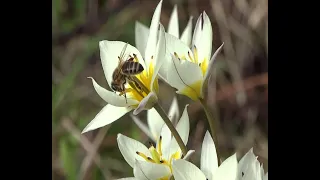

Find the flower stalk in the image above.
[
  {"left": 199, "top": 98, "right": 221, "bottom": 166},
  {"left": 154, "top": 103, "right": 188, "bottom": 156},
  {"left": 131, "top": 75, "right": 188, "bottom": 156}
]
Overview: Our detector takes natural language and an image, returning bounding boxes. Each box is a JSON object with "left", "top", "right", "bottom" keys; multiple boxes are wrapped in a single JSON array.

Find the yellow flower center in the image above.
[
  {"left": 123, "top": 54, "right": 159, "bottom": 104},
  {"left": 173, "top": 46, "right": 209, "bottom": 100},
  {"left": 136, "top": 136, "right": 181, "bottom": 180}
]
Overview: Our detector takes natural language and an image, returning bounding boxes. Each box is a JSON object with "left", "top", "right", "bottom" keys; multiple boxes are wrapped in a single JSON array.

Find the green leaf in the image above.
[{"left": 60, "top": 138, "right": 77, "bottom": 180}]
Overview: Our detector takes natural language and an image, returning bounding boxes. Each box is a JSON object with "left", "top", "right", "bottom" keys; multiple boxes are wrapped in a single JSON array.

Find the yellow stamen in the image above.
[
  {"left": 157, "top": 136, "right": 163, "bottom": 156},
  {"left": 188, "top": 51, "right": 194, "bottom": 63},
  {"left": 136, "top": 151, "right": 155, "bottom": 163},
  {"left": 149, "top": 145, "right": 160, "bottom": 163}
]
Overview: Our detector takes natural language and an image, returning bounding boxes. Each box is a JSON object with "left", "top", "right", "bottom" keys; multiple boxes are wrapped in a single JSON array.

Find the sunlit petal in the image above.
[
  {"left": 172, "top": 159, "right": 207, "bottom": 180},
  {"left": 192, "top": 11, "right": 213, "bottom": 64},
  {"left": 167, "top": 54, "right": 203, "bottom": 99},
  {"left": 135, "top": 21, "right": 150, "bottom": 57},
  {"left": 264, "top": 173, "right": 268, "bottom": 180},
  {"left": 200, "top": 131, "right": 218, "bottom": 180},
  {"left": 82, "top": 105, "right": 132, "bottom": 133},
  {"left": 182, "top": 150, "right": 195, "bottom": 161},
  {"left": 147, "top": 107, "right": 165, "bottom": 141},
  {"left": 168, "top": 96, "right": 180, "bottom": 125},
  {"left": 169, "top": 105, "right": 190, "bottom": 157},
  {"left": 159, "top": 122, "right": 172, "bottom": 159},
  {"left": 165, "top": 32, "right": 194, "bottom": 62},
  {"left": 117, "top": 134, "right": 151, "bottom": 168},
  {"left": 168, "top": 5, "right": 179, "bottom": 38},
  {"left": 89, "top": 77, "right": 139, "bottom": 106},
  {"left": 134, "top": 161, "right": 171, "bottom": 180},
  {"left": 214, "top": 153, "right": 238, "bottom": 180},
  {"left": 145, "top": 0, "right": 163, "bottom": 68},
  {"left": 99, "top": 40, "right": 145, "bottom": 89},
  {"left": 150, "top": 23, "right": 166, "bottom": 91},
  {"left": 133, "top": 91, "right": 158, "bottom": 115},
  {"left": 239, "top": 148, "right": 261, "bottom": 180},
  {"left": 180, "top": 16, "right": 193, "bottom": 47},
  {"left": 131, "top": 114, "right": 155, "bottom": 142},
  {"left": 202, "top": 43, "right": 224, "bottom": 94}
]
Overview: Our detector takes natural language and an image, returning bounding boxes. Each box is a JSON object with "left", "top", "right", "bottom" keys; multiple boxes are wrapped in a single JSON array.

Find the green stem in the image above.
[
  {"left": 154, "top": 103, "right": 188, "bottom": 156},
  {"left": 199, "top": 98, "right": 221, "bottom": 166},
  {"left": 130, "top": 76, "right": 187, "bottom": 156}
]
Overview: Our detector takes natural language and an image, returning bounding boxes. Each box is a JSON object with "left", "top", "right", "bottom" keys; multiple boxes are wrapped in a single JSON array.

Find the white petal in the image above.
[
  {"left": 133, "top": 91, "right": 158, "bottom": 115},
  {"left": 192, "top": 11, "right": 213, "bottom": 64},
  {"left": 172, "top": 159, "right": 207, "bottom": 180},
  {"left": 159, "top": 122, "right": 172, "bottom": 159},
  {"left": 116, "top": 178, "right": 137, "bottom": 180},
  {"left": 168, "top": 5, "right": 179, "bottom": 38},
  {"left": 167, "top": 54, "right": 203, "bottom": 97},
  {"left": 131, "top": 114, "right": 155, "bottom": 142},
  {"left": 82, "top": 105, "right": 131, "bottom": 133},
  {"left": 134, "top": 161, "right": 171, "bottom": 180},
  {"left": 99, "top": 40, "right": 146, "bottom": 89},
  {"left": 145, "top": 0, "right": 163, "bottom": 67},
  {"left": 165, "top": 32, "right": 194, "bottom": 62},
  {"left": 200, "top": 131, "right": 218, "bottom": 180},
  {"left": 263, "top": 173, "right": 268, "bottom": 180},
  {"left": 135, "top": 21, "right": 150, "bottom": 57},
  {"left": 147, "top": 107, "right": 165, "bottom": 141},
  {"left": 239, "top": 149, "right": 261, "bottom": 180},
  {"left": 169, "top": 105, "right": 190, "bottom": 157},
  {"left": 168, "top": 96, "right": 180, "bottom": 126},
  {"left": 117, "top": 134, "right": 151, "bottom": 168},
  {"left": 239, "top": 148, "right": 256, "bottom": 178},
  {"left": 202, "top": 43, "right": 224, "bottom": 89},
  {"left": 175, "top": 105, "right": 190, "bottom": 144},
  {"left": 182, "top": 150, "right": 195, "bottom": 161},
  {"left": 150, "top": 23, "right": 166, "bottom": 91},
  {"left": 214, "top": 153, "right": 238, "bottom": 180},
  {"left": 89, "top": 77, "right": 139, "bottom": 107},
  {"left": 180, "top": 16, "right": 193, "bottom": 47}
]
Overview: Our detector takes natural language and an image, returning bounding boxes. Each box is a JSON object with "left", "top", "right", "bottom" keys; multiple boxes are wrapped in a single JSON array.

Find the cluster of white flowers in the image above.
[{"left": 81, "top": 0, "right": 268, "bottom": 180}]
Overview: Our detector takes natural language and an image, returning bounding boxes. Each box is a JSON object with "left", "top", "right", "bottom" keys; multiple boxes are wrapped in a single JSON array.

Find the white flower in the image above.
[
  {"left": 82, "top": 0, "right": 166, "bottom": 133},
  {"left": 238, "top": 148, "right": 268, "bottom": 180},
  {"left": 172, "top": 131, "right": 238, "bottom": 180},
  {"left": 162, "top": 11, "right": 224, "bottom": 101},
  {"left": 117, "top": 105, "right": 195, "bottom": 180},
  {"left": 131, "top": 96, "right": 180, "bottom": 142},
  {"left": 135, "top": 4, "right": 193, "bottom": 83},
  {"left": 135, "top": 4, "right": 193, "bottom": 57}
]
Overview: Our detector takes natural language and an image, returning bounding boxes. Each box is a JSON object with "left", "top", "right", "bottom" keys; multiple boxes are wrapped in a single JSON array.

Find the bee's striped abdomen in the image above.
[{"left": 122, "top": 61, "right": 144, "bottom": 75}]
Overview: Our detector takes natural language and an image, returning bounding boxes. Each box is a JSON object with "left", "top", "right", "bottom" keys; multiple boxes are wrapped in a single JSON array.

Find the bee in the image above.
[{"left": 111, "top": 43, "right": 144, "bottom": 103}]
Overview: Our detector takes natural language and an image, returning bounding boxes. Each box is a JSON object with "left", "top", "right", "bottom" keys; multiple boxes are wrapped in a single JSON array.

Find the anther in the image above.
[
  {"left": 160, "top": 160, "right": 164, "bottom": 163},
  {"left": 151, "top": 55, "right": 154, "bottom": 59},
  {"left": 149, "top": 141, "right": 154, "bottom": 147},
  {"left": 174, "top": 52, "right": 178, "bottom": 58},
  {"left": 159, "top": 136, "right": 162, "bottom": 140},
  {"left": 136, "top": 151, "right": 140, "bottom": 155}
]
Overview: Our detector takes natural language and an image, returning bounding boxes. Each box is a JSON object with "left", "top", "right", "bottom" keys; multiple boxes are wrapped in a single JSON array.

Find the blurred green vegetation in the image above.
[{"left": 52, "top": 0, "right": 268, "bottom": 180}]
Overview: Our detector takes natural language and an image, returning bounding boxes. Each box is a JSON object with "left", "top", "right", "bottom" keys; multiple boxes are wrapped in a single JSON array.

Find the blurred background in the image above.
[{"left": 52, "top": 0, "right": 268, "bottom": 179}]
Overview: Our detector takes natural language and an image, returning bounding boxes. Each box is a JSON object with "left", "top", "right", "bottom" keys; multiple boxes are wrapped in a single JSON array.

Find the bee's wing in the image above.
[{"left": 119, "top": 42, "right": 129, "bottom": 61}]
